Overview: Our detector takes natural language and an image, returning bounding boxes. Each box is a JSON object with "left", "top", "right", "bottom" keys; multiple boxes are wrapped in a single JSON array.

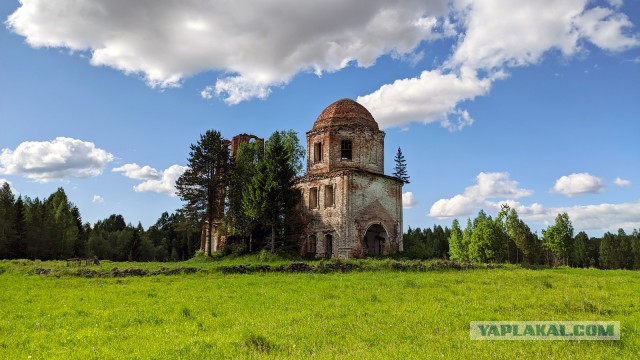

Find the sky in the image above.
[{"left": 1, "top": 0, "right": 639, "bottom": 236}]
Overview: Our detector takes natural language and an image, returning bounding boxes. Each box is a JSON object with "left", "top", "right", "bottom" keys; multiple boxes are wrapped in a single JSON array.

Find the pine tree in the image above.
[
  {"left": 392, "top": 147, "right": 410, "bottom": 183},
  {"left": 10, "top": 196, "right": 27, "bottom": 259},
  {"left": 175, "top": 130, "right": 230, "bottom": 256},
  {"left": 226, "top": 141, "right": 263, "bottom": 248},
  {"left": 0, "top": 182, "right": 16, "bottom": 258},
  {"left": 243, "top": 132, "right": 299, "bottom": 253}
]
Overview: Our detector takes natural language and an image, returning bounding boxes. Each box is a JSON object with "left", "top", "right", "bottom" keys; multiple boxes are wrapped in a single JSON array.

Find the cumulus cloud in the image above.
[
  {"left": 360, "top": 0, "right": 638, "bottom": 128},
  {"left": 431, "top": 171, "right": 638, "bottom": 233},
  {"left": 489, "top": 199, "right": 640, "bottom": 233},
  {"left": 0, "top": 178, "right": 17, "bottom": 195},
  {"left": 92, "top": 195, "right": 104, "bottom": 204},
  {"left": 358, "top": 67, "right": 492, "bottom": 130},
  {"left": 429, "top": 172, "right": 532, "bottom": 218},
  {"left": 552, "top": 173, "right": 604, "bottom": 196},
  {"left": 7, "top": 1, "right": 637, "bottom": 124},
  {"left": 402, "top": 191, "right": 418, "bottom": 208},
  {"left": 112, "top": 163, "right": 160, "bottom": 180},
  {"left": 115, "top": 163, "right": 188, "bottom": 196},
  {"left": 133, "top": 165, "right": 188, "bottom": 196},
  {"left": 0, "top": 137, "right": 113, "bottom": 182},
  {"left": 614, "top": 177, "right": 632, "bottom": 187},
  {"left": 7, "top": 0, "right": 450, "bottom": 104}
]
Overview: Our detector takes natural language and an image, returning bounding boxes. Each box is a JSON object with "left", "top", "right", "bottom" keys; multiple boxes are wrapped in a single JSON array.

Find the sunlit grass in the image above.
[{"left": 1, "top": 262, "right": 638, "bottom": 359}]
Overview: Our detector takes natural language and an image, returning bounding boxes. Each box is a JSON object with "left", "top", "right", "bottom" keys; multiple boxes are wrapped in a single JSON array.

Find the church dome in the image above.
[{"left": 312, "top": 98, "right": 379, "bottom": 131}]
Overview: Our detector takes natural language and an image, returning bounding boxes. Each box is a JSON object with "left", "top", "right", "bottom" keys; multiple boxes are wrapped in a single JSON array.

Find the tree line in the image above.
[
  {"left": 0, "top": 182, "right": 200, "bottom": 261},
  {"left": 405, "top": 204, "right": 640, "bottom": 270}
]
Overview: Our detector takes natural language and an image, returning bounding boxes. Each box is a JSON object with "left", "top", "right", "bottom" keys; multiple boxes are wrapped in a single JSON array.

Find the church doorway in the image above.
[
  {"left": 363, "top": 224, "right": 387, "bottom": 256},
  {"left": 325, "top": 234, "right": 333, "bottom": 258}
]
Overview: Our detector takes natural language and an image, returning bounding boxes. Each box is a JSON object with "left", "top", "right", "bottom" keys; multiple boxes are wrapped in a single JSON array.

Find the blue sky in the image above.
[{"left": 1, "top": 0, "right": 639, "bottom": 235}]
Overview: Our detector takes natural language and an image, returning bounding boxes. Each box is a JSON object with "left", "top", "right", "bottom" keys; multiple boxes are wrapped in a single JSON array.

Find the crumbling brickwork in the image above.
[{"left": 295, "top": 99, "right": 403, "bottom": 258}]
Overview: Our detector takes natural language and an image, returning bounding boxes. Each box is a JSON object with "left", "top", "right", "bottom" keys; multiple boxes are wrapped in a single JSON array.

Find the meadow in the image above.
[{"left": 1, "top": 258, "right": 639, "bottom": 359}]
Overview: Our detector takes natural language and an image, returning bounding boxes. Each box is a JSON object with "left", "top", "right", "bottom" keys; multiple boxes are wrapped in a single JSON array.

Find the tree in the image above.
[
  {"left": 0, "top": 182, "right": 16, "bottom": 258},
  {"left": 542, "top": 212, "right": 574, "bottom": 266},
  {"left": 225, "top": 140, "right": 263, "bottom": 249},
  {"left": 618, "top": 229, "right": 633, "bottom": 269},
  {"left": 392, "top": 147, "right": 410, "bottom": 183},
  {"left": 432, "top": 225, "right": 448, "bottom": 258},
  {"left": 467, "top": 209, "right": 509, "bottom": 263},
  {"left": 243, "top": 132, "right": 299, "bottom": 253},
  {"left": 448, "top": 219, "right": 466, "bottom": 261},
  {"left": 599, "top": 232, "right": 617, "bottom": 269},
  {"left": 631, "top": 229, "right": 640, "bottom": 270},
  {"left": 175, "top": 130, "right": 230, "bottom": 256},
  {"left": 45, "top": 188, "right": 78, "bottom": 259},
  {"left": 571, "top": 231, "right": 589, "bottom": 268},
  {"left": 502, "top": 207, "right": 538, "bottom": 264},
  {"left": 277, "top": 130, "right": 305, "bottom": 176},
  {"left": 10, "top": 196, "right": 27, "bottom": 258}
]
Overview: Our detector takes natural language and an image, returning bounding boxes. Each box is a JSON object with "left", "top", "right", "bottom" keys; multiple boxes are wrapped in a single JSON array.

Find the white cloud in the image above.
[
  {"left": 92, "top": 195, "right": 104, "bottom": 204},
  {"left": 492, "top": 199, "right": 640, "bottom": 233},
  {"left": 614, "top": 177, "right": 632, "bottom": 187},
  {"left": 429, "top": 172, "right": 532, "bottom": 218},
  {"left": 116, "top": 164, "right": 188, "bottom": 196},
  {"left": 552, "top": 172, "right": 604, "bottom": 196},
  {"left": 7, "top": 0, "right": 451, "bottom": 104},
  {"left": 574, "top": 7, "right": 639, "bottom": 51},
  {"left": 402, "top": 191, "right": 418, "bottom": 208},
  {"left": 360, "top": 0, "right": 638, "bottom": 128},
  {"left": 0, "top": 137, "right": 113, "bottom": 182},
  {"left": 431, "top": 171, "right": 639, "bottom": 233},
  {"left": 357, "top": 67, "right": 492, "bottom": 130},
  {"left": 7, "top": 1, "right": 638, "bottom": 122},
  {"left": 0, "top": 178, "right": 17, "bottom": 195},
  {"left": 112, "top": 163, "right": 160, "bottom": 180}
]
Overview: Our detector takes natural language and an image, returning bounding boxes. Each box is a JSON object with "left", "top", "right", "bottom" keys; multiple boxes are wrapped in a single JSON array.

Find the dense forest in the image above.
[
  {"left": 0, "top": 182, "right": 200, "bottom": 261},
  {"left": 404, "top": 205, "right": 640, "bottom": 270}
]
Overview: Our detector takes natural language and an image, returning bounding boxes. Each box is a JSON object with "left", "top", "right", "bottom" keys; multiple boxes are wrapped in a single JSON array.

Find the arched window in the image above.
[
  {"left": 340, "top": 139, "right": 352, "bottom": 160},
  {"left": 313, "top": 142, "right": 322, "bottom": 163}
]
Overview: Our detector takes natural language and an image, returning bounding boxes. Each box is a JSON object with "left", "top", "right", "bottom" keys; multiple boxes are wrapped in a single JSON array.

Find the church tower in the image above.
[{"left": 295, "top": 99, "right": 404, "bottom": 258}]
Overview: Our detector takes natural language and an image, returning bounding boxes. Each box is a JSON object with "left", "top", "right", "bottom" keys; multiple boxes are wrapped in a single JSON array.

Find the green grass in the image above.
[{"left": 1, "top": 261, "right": 639, "bottom": 359}]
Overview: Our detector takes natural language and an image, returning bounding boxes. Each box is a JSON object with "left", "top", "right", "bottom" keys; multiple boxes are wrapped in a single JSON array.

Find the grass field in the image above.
[{"left": 1, "top": 259, "right": 639, "bottom": 359}]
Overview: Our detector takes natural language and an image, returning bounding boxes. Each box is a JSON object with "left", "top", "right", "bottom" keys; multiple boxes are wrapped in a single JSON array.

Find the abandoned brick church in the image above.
[
  {"left": 204, "top": 99, "right": 404, "bottom": 258},
  {"left": 295, "top": 99, "right": 404, "bottom": 258}
]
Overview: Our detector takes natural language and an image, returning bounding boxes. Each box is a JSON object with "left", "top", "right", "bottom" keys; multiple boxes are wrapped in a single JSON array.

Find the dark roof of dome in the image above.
[{"left": 312, "top": 98, "right": 378, "bottom": 131}]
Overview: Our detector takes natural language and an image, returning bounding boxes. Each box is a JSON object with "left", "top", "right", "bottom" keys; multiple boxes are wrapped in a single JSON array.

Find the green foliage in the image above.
[
  {"left": 243, "top": 131, "right": 299, "bottom": 253},
  {"left": 225, "top": 140, "right": 263, "bottom": 245},
  {"left": 468, "top": 214, "right": 507, "bottom": 263},
  {"left": 448, "top": 219, "right": 466, "bottom": 261},
  {"left": 276, "top": 129, "right": 305, "bottom": 177},
  {"left": 599, "top": 229, "right": 638, "bottom": 270},
  {"left": 175, "top": 129, "right": 230, "bottom": 255},
  {"left": 571, "top": 231, "right": 589, "bottom": 268},
  {"left": 402, "top": 226, "right": 449, "bottom": 259},
  {"left": 0, "top": 182, "right": 16, "bottom": 258},
  {"left": 542, "top": 212, "right": 574, "bottom": 266},
  {"left": 392, "top": 147, "right": 409, "bottom": 183}
]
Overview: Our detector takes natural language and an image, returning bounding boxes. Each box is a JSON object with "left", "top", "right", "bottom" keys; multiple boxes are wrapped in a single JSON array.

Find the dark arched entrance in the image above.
[
  {"left": 363, "top": 224, "right": 387, "bottom": 256},
  {"left": 325, "top": 234, "right": 333, "bottom": 258}
]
